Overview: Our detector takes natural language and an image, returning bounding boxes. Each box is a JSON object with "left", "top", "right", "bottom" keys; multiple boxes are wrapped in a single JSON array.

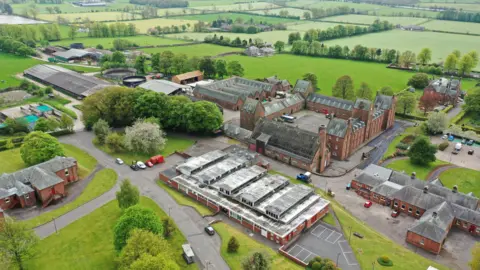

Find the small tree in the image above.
[
  {"left": 356, "top": 82, "right": 372, "bottom": 100},
  {"left": 332, "top": 75, "right": 355, "bottom": 100},
  {"left": 227, "top": 61, "right": 244, "bottom": 76},
  {"left": 379, "top": 86, "right": 394, "bottom": 96},
  {"left": 106, "top": 132, "right": 124, "bottom": 152},
  {"left": 60, "top": 114, "right": 74, "bottom": 131},
  {"left": 408, "top": 136, "right": 437, "bottom": 166},
  {"left": 419, "top": 90, "right": 438, "bottom": 115},
  {"left": 134, "top": 55, "right": 147, "bottom": 75},
  {"left": 274, "top": 41, "right": 285, "bottom": 53},
  {"left": 417, "top": 48, "right": 432, "bottom": 65},
  {"left": 116, "top": 179, "right": 140, "bottom": 210},
  {"left": 215, "top": 59, "right": 228, "bottom": 78},
  {"left": 34, "top": 117, "right": 50, "bottom": 132},
  {"left": 396, "top": 92, "right": 416, "bottom": 115},
  {"left": 20, "top": 131, "right": 64, "bottom": 166},
  {"left": 227, "top": 236, "right": 239, "bottom": 253},
  {"left": 0, "top": 218, "right": 39, "bottom": 270},
  {"left": 399, "top": 50, "right": 416, "bottom": 68},
  {"left": 242, "top": 251, "right": 270, "bottom": 270},
  {"left": 407, "top": 73, "right": 429, "bottom": 89},
  {"left": 458, "top": 54, "right": 475, "bottom": 76},
  {"left": 465, "top": 87, "right": 480, "bottom": 114},
  {"left": 162, "top": 217, "right": 176, "bottom": 238},
  {"left": 5, "top": 139, "right": 14, "bottom": 150},
  {"left": 124, "top": 120, "right": 166, "bottom": 155},
  {"left": 444, "top": 53, "right": 457, "bottom": 73},
  {"left": 302, "top": 73, "right": 318, "bottom": 90},
  {"left": 426, "top": 112, "right": 448, "bottom": 134},
  {"left": 93, "top": 119, "right": 110, "bottom": 145},
  {"left": 199, "top": 57, "right": 216, "bottom": 78}
]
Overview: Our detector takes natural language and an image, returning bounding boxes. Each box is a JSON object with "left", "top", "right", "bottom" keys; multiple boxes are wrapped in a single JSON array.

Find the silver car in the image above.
[
  {"left": 136, "top": 161, "right": 147, "bottom": 169},
  {"left": 115, "top": 158, "right": 124, "bottom": 165}
]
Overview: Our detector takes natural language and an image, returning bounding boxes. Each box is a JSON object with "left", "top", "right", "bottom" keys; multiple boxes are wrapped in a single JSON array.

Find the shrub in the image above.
[
  {"left": 438, "top": 142, "right": 449, "bottom": 151},
  {"left": 396, "top": 142, "right": 410, "bottom": 150},
  {"left": 227, "top": 236, "right": 239, "bottom": 253},
  {"left": 377, "top": 255, "right": 393, "bottom": 266}
]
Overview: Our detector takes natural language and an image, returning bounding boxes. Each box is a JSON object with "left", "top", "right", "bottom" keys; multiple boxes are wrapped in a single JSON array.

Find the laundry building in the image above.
[{"left": 159, "top": 147, "right": 330, "bottom": 245}]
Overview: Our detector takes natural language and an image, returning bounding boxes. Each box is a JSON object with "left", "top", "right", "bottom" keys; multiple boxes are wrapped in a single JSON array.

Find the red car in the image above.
[
  {"left": 145, "top": 161, "right": 154, "bottom": 168},
  {"left": 363, "top": 201, "right": 373, "bottom": 208},
  {"left": 391, "top": 210, "right": 400, "bottom": 218}
]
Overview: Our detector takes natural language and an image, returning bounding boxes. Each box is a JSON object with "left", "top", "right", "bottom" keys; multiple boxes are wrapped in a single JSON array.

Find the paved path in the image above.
[
  {"left": 35, "top": 131, "right": 229, "bottom": 270},
  {"left": 426, "top": 164, "right": 459, "bottom": 181},
  {"left": 446, "top": 102, "right": 464, "bottom": 121}
]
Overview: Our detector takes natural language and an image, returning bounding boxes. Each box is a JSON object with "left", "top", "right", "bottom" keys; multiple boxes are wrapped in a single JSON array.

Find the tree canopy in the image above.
[
  {"left": 417, "top": 48, "right": 432, "bottom": 65},
  {"left": 124, "top": 120, "right": 166, "bottom": 155},
  {"left": 464, "top": 87, "right": 480, "bottom": 114},
  {"left": 93, "top": 119, "right": 110, "bottom": 145},
  {"left": 407, "top": 73, "right": 429, "bottom": 89},
  {"left": 0, "top": 219, "right": 39, "bottom": 270},
  {"left": 116, "top": 179, "right": 140, "bottom": 209},
  {"left": 302, "top": 73, "right": 318, "bottom": 90},
  {"left": 426, "top": 112, "right": 448, "bottom": 134},
  {"left": 379, "top": 86, "right": 394, "bottom": 96},
  {"left": 396, "top": 92, "right": 416, "bottom": 115},
  {"left": 332, "top": 75, "right": 354, "bottom": 100},
  {"left": 185, "top": 101, "right": 223, "bottom": 133},
  {"left": 356, "top": 82, "right": 372, "bottom": 100},
  {"left": 20, "top": 131, "right": 64, "bottom": 166},
  {"left": 407, "top": 136, "right": 437, "bottom": 166},
  {"left": 242, "top": 252, "right": 270, "bottom": 270}
]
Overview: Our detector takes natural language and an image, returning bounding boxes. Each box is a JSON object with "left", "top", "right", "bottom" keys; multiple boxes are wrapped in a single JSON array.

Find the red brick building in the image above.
[
  {"left": 159, "top": 147, "right": 330, "bottom": 245},
  {"left": 264, "top": 75, "right": 292, "bottom": 92},
  {"left": 422, "top": 77, "right": 461, "bottom": 106},
  {"left": 0, "top": 156, "right": 78, "bottom": 210}
]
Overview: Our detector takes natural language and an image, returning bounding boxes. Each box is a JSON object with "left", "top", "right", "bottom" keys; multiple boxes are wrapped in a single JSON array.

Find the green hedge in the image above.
[
  {"left": 395, "top": 112, "right": 427, "bottom": 121},
  {"left": 442, "top": 105, "right": 453, "bottom": 113},
  {"left": 377, "top": 256, "right": 393, "bottom": 267},
  {"left": 450, "top": 110, "right": 465, "bottom": 124}
]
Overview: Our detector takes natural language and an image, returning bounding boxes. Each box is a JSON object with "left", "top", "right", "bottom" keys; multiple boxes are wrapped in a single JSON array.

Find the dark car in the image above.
[
  {"left": 205, "top": 226, "right": 215, "bottom": 236},
  {"left": 468, "top": 149, "right": 474, "bottom": 155},
  {"left": 130, "top": 162, "right": 139, "bottom": 171},
  {"left": 467, "top": 140, "right": 474, "bottom": 146}
]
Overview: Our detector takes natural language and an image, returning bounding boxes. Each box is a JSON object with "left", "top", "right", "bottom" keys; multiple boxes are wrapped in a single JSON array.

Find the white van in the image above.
[{"left": 182, "top": 244, "right": 195, "bottom": 264}]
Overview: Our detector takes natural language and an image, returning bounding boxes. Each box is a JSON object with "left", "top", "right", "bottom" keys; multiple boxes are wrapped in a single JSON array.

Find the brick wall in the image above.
[
  {"left": 0, "top": 195, "right": 19, "bottom": 210},
  {"left": 406, "top": 231, "right": 443, "bottom": 254},
  {"left": 392, "top": 199, "right": 426, "bottom": 218},
  {"left": 36, "top": 182, "right": 65, "bottom": 203},
  {"left": 453, "top": 218, "right": 480, "bottom": 236},
  {"left": 55, "top": 164, "right": 79, "bottom": 183},
  {"left": 328, "top": 135, "right": 347, "bottom": 160}
]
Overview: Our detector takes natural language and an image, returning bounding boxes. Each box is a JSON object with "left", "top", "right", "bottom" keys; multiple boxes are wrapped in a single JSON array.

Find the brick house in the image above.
[
  {"left": 264, "top": 75, "right": 291, "bottom": 92},
  {"left": 351, "top": 165, "right": 480, "bottom": 254},
  {"left": 422, "top": 77, "right": 461, "bottom": 106},
  {"left": 0, "top": 157, "right": 78, "bottom": 209}
]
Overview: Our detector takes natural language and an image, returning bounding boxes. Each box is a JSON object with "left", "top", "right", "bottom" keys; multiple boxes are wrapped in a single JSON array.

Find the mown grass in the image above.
[
  {"left": 173, "top": 12, "right": 295, "bottom": 24},
  {"left": 423, "top": 19, "right": 480, "bottom": 35},
  {"left": 0, "top": 53, "right": 43, "bottom": 88},
  {"left": 26, "top": 196, "right": 197, "bottom": 270},
  {"left": 439, "top": 167, "right": 480, "bottom": 197},
  {"left": 385, "top": 159, "right": 449, "bottom": 180},
  {"left": 22, "top": 169, "right": 117, "bottom": 229},
  {"left": 323, "top": 14, "right": 429, "bottom": 25},
  {"left": 156, "top": 180, "right": 213, "bottom": 216}
]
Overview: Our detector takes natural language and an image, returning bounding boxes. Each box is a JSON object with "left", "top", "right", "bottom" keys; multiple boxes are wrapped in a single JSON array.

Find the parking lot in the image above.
[
  {"left": 283, "top": 222, "right": 360, "bottom": 270},
  {"left": 431, "top": 136, "right": 480, "bottom": 171}
]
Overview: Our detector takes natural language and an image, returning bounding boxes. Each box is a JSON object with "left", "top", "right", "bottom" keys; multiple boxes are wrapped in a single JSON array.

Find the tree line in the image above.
[
  {"left": 0, "top": 24, "right": 61, "bottom": 43},
  {"left": 148, "top": 23, "right": 190, "bottom": 35},
  {"left": 85, "top": 22, "right": 137, "bottom": 38},
  {"left": 0, "top": 36, "right": 37, "bottom": 57},
  {"left": 0, "top": 2, "right": 13, "bottom": 14},
  {"left": 437, "top": 9, "right": 480, "bottom": 23},
  {"left": 308, "top": 5, "right": 353, "bottom": 19},
  {"left": 129, "top": 0, "right": 188, "bottom": 8},
  {"left": 204, "top": 34, "right": 266, "bottom": 48}
]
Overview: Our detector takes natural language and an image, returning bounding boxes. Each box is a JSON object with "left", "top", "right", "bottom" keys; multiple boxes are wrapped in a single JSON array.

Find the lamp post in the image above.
[
  {"left": 348, "top": 225, "right": 353, "bottom": 241},
  {"left": 336, "top": 252, "right": 341, "bottom": 267},
  {"left": 52, "top": 217, "right": 58, "bottom": 234},
  {"left": 168, "top": 205, "right": 173, "bottom": 217}
]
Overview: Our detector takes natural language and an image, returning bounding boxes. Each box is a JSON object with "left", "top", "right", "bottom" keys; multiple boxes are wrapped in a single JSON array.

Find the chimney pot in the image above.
[
  {"left": 432, "top": 211, "right": 437, "bottom": 218},
  {"left": 411, "top": 172, "right": 416, "bottom": 179}
]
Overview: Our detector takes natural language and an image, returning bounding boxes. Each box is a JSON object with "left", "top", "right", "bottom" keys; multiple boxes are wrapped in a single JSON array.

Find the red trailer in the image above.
[{"left": 149, "top": 155, "right": 165, "bottom": 165}]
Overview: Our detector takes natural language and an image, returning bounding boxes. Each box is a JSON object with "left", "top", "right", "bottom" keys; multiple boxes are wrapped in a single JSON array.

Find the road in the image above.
[{"left": 35, "top": 131, "right": 229, "bottom": 270}]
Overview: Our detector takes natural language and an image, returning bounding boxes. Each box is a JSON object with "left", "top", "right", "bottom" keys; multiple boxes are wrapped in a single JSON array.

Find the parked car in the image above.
[
  {"left": 136, "top": 161, "right": 147, "bottom": 169},
  {"left": 441, "top": 135, "right": 448, "bottom": 140},
  {"left": 448, "top": 135, "right": 454, "bottom": 141},
  {"left": 182, "top": 244, "right": 195, "bottom": 265},
  {"left": 205, "top": 226, "right": 215, "bottom": 236},
  {"left": 145, "top": 161, "right": 154, "bottom": 168},
  {"left": 296, "top": 172, "right": 311, "bottom": 183},
  {"left": 468, "top": 149, "right": 474, "bottom": 155},
  {"left": 462, "top": 139, "right": 467, "bottom": 144},
  {"left": 391, "top": 210, "right": 400, "bottom": 218},
  {"left": 346, "top": 183, "right": 351, "bottom": 190},
  {"left": 130, "top": 163, "right": 139, "bottom": 171},
  {"left": 115, "top": 158, "right": 124, "bottom": 165},
  {"left": 363, "top": 201, "right": 373, "bottom": 208},
  {"left": 148, "top": 155, "right": 165, "bottom": 165},
  {"left": 467, "top": 140, "right": 474, "bottom": 146},
  {"left": 452, "top": 150, "right": 459, "bottom": 155}
]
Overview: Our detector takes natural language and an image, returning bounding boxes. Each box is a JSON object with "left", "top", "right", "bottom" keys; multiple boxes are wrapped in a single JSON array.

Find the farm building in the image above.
[
  {"left": 351, "top": 164, "right": 480, "bottom": 254},
  {"left": 0, "top": 157, "right": 78, "bottom": 210},
  {"left": 245, "top": 46, "right": 275, "bottom": 57},
  {"left": 172, "top": 70, "right": 204, "bottom": 85},
  {"left": 193, "top": 76, "right": 281, "bottom": 110},
  {"left": 159, "top": 147, "right": 330, "bottom": 245},
  {"left": 422, "top": 77, "right": 461, "bottom": 105},
  {"left": 52, "top": 49, "right": 94, "bottom": 62},
  {"left": 264, "top": 75, "right": 291, "bottom": 92},
  {"left": 24, "top": 65, "right": 111, "bottom": 99},
  {"left": 138, "top": 80, "right": 189, "bottom": 95}
]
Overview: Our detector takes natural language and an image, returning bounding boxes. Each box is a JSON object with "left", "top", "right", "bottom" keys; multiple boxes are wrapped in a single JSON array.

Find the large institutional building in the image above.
[
  {"left": 159, "top": 147, "right": 330, "bottom": 245},
  {"left": 351, "top": 164, "right": 479, "bottom": 254},
  {"left": 422, "top": 77, "right": 461, "bottom": 106}
]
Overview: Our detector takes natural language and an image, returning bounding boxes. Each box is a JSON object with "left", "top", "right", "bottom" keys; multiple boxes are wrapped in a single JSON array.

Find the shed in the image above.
[
  {"left": 172, "top": 70, "right": 204, "bottom": 85},
  {"left": 138, "top": 80, "right": 190, "bottom": 95}
]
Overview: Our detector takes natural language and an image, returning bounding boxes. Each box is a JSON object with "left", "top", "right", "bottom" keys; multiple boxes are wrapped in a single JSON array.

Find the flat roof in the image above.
[
  {"left": 192, "top": 156, "right": 247, "bottom": 185},
  {"left": 213, "top": 165, "right": 266, "bottom": 193},
  {"left": 176, "top": 150, "right": 227, "bottom": 176},
  {"left": 363, "top": 164, "right": 393, "bottom": 181},
  {"left": 263, "top": 185, "right": 314, "bottom": 218},
  {"left": 234, "top": 174, "right": 289, "bottom": 205}
]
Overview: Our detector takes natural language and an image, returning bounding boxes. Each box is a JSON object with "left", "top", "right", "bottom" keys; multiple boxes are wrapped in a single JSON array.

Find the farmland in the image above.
[
  {"left": 38, "top": 12, "right": 140, "bottom": 22},
  {"left": 12, "top": 0, "right": 141, "bottom": 14},
  {"left": 164, "top": 30, "right": 297, "bottom": 43},
  {"left": 189, "top": 0, "right": 243, "bottom": 7},
  {"left": 141, "top": 43, "right": 243, "bottom": 57},
  {"left": 371, "top": 7, "right": 440, "bottom": 18},
  {"left": 423, "top": 20, "right": 480, "bottom": 35},
  {"left": 287, "top": 21, "right": 357, "bottom": 31},
  {"left": 190, "top": 2, "right": 278, "bottom": 11},
  {"left": 324, "top": 29, "right": 480, "bottom": 68},
  {"left": 173, "top": 12, "right": 297, "bottom": 24},
  {"left": 322, "top": 14, "right": 429, "bottom": 26},
  {"left": 287, "top": 0, "right": 383, "bottom": 12},
  {"left": 248, "top": 7, "right": 311, "bottom": 18},
  {"left": 419, "top": 3, "right": 480, "bottom": 12},
  {"left": 51, "top": 36, "right": 188, "bottom": 49},
  {"left": 106, "top": 18, "right": 197, "bottom": 33}
]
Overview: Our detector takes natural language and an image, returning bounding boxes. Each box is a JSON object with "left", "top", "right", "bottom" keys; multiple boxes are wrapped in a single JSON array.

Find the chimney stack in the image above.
[
  {"left": 411, "top": 172, "right": 416, "bottom": 179},
  {"left": 452, "top": 185, "right": 458, "bottom": 193},
  {"left": 432, "top": 211, "right": 438, "bottom": 218},
  {"left": 423, "top": 186, "right": 428, "bottom": 194}
]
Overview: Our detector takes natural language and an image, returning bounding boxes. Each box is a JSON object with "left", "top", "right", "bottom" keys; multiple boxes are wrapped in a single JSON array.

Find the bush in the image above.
[
  {"left": 396, "top": 142, "right": 410, "bottom": 150},
  {"left": 407, "top": 73, "right": 429, "bottom": 89},
  {"left": 377, "top": 255, "right": 393, "bottom": 266},
  {"left": 227, "top": 236, "right": 239, "bottom": 253},
  {"left": 438, "top": 142, "right": 449, "bottom": 151}
]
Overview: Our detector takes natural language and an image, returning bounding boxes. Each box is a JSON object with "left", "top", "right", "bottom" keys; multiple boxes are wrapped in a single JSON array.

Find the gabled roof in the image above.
[
  {"left": 326, "top": 118, "right": 348, "bottom": 138},
  {"left": 139, "top": 80, "right": 185, "bottom": 95},
  {"left": 371, "top": 181, "right": 403, "bottom": 197},
  {"left": 408, "top": 202, "right": 454, "bottom": 243},
  {"left": 53, "top": 48, "right": 90, "bottom": 60},
  {"left": 195, "top": 86, "right": 241, "bottom": 104},
  {"left": 307, "top": 93, "right": 354, "bottom": 111},
  {"left": 363, "top": 164, "right": 392, "bottom": 181},
  {"left": 293, "top": 80, "right": 311, "bottom": 93},
  {"left": 374, "top": 94, "right": 393, "bottom": 110},
  {"left": 355, "top": 172, "right": 386, "bottom": 188},
  {"left": 265, "top": 76, "right": 290, "bottom": 87},
  {"left": 263, "top": 93, "right": 304, "bottom": 116},
  {"left": 354, "top": 98, "right": 372, "bottom": 111},
  {"left": 392, "top": 185, "right": 445, "bottom": 210},
  {"left": 242, "top": 98, "right": 260, "bottom": 113},
  {"left": 451, "top": 203, "right": 480, "bottom": 226},
  {"left": 173, "top": 70, "right": 203, "bottom": 81}
]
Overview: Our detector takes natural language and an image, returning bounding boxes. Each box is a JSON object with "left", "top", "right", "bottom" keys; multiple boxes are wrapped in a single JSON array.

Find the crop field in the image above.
[
  {"left": 308, "top": 1, "right": 384, "bottom": 12},
  {"left": 248, "top": 8, "right": 311, "bottom": 19},
  {"left": 223, "top": 54, "right": 415, "bottom": 95},
  {"left": 12, "top": 0, "right": 140, "bottom": 14},
  {"left": 287, "top": 21, "right": 357, "bottom": 31},
  {"left": 157, "top": 8, "right": 193, "bottom": 16},
  {"left": 38, "top": 12, "right": 139, "bottom": 22},
  {"left": 191, "top": 2, "right": 279, "bottom": 11},
  {"left": 165, "top": 30, "right": 298, "bottom": 43},
  {"left": 324, "top": 29, "right": 480, "bottom": 68},
  {"left": 173, "top": 12, "right": 297, "bottom": 24},
  {"left": 189, "top": 0, "right": 243, "bottom": 7},
  {"left": 420, "top": 3, "right": 480, "bottom": 11},
  {"left": 106, "top": 18, "right": 197, "bottom": 33},
  {"left": 322, "top": 14, "right": 429, "bottom": 25},
  {"left": 371, "top": 7, "right": 440, "bottom": 18},
  {"left": 51, "top": 36, "right": 187, "bottom": 49},
  {"left": 141, "top": 43, "right": 243, "bottom": 57},
  {"left": 423, "top": 20, "right": 480, "bottom": 35}
]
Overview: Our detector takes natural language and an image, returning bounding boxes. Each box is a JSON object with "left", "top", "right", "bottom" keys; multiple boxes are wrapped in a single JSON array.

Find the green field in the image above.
[
  {"left": 106, "top": 18, "right": 197, "bottom": 33},
  {"left": 51, "top": 35, "right": 187, "bottom": 49},
  {"left": 287, "top": 21, "right": 357, "bottom": 31},
  {"left": 439, "top": 167, "right": 480, "bottom": 197},
  {"left": 248, "top": 7, "right": 311, "bottom": 18},
  {"left": 142, "top": 43, "right": 243, "bottom": 57},
  {"left": 0, "top": 53, "right": 43, "bottom": 88},
  {"left": 223, "top": 54, "right": 415, "bottom": 95},
  {"left": 291, "top": 0, "right": 383, "bottom": 12},
  {"left": 323, "top": 29, "right": 480, "bottom": 69},
  {"left": 419, "top": 3, "right": 480, "bottom": 12},
  {"left": 386, "top": 159, "right": 449, "bottom": 180},
  {"left": 38, "top": 12, "right": 140, "bottom": 22},
  {"left": 322, "top": 14, "right": 430, "bottom": 25},
  {"left": 12, "top": 0, "right": 142, "bottom": 14},
  {"left": 172, "top": 12, "right": 297, "bottom": 25},
  {"left": 26, "top": 196, "right": 197, "bottom": 270},
  {"left": 189, "top": 0, "right": 243, "bottom": 7},
  {"left": 423, "top": 20, "right": 480, "bottom": 35},
  {"left": 157, "top": 8, "right": 193, "bottom": 16},
  {"left": 164, "top": 30, "right": 297, "bottom": 43},
  {"left": 371, "top": 7, "right": 440, "bottom": 18},
  {"left": 191, "top": 2, "right": 279, "bottom": 11}
]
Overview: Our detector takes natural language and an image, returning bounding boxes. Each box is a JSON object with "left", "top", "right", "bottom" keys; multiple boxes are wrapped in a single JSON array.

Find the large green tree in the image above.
[
  {"left": 199, "top": 57, "right": 216, "bottom": 78},
  {"left": 124, "top": 120, "right": 166, "bottom": 155},
  {"left": 227, "top": 61, "right": 244, "bottom": 77},
  {"left": 332, "top": 75, "right": 355, "bottom": 100},
  {"left": 417, "top": 48, "right": 432, "bottom": 65},
  {"left": 426, "top": 112, "right": 448, "bottom": 134},
  {"left": 134, "top": 55, "right": 147, "bottom": 74},
  {"left": 162, "top": 95, "right": 191, "bottom": 130},
  {"left": 116, "top": 179, "right": 140, "bottom": 209},
  {"left": 133, "top": 91, "right": 168, "bottom": 120},
  {"left": 242, "top": 252, "right": 270, "bottom": 270},
  {"left": 20, "top": 131, "right": 64, "bottom": 166},
  {"left": 444, "top": 53, "right": 457, "bottom": 73},
  {"left": 172, "top": 53, "right": 188, "bottom": 74},
  {"left": 160, "top": 51, "right": 174, "bottom": 75},
  {"left": 458, "top": 54, "right": 475, "bottom": 76},
  {"left": 379, "top": 86, "right": 394, "bottom": 96},
  {"left": 185, "top": 101, "right": 223, "bottom": 133},
  {"left": 114, "top": 205, "right": 163, "bottom": 251},
  {"left": 215, "top": 59, "right": 228, "bottom": 78},
  {"left": 34, "top": 118, "right": 51, "bottom": 132},
  {"left": 407, "top": 136, "right": 437, "bottom": 165},
  {"left": 0, "top": 219, "right": 39, "bottom": 270},
  {"left": 356, "top": 82, "right": 372, "bottom": 100},
  {"left": 302, "top": 73, "right": 318, "bottom": 90},
  {"left": 274, "top": 41, "right": 285, "bottom": 53},
  {"left": 468, "top": 51, "right": 479, "bottom": 67},
  {"left": 407, "top": 73, "right": 429, "bottom": 89},
  {"left": 396, "top": 92, "right": 416, "bottom": 115},
  {"left": 464, "top": 87, "right": 480, "bottom": 114},
  {"left": 399, "top": 50, "right": 416, "bottom": 68}
]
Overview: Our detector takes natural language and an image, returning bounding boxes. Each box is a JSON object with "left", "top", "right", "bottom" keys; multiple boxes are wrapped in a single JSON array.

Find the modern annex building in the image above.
[
  {"left": 159, "top": 147, "right": 330, "bottom": 245},
  {"left": 24, "top": 64, "right": 111, "bottom": 99},
  {"left": 351, "top": 164, "right": 479, "bottom": 254}
]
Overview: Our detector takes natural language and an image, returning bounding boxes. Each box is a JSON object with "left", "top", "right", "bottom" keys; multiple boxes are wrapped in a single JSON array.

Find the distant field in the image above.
[
  {"left": 141, "top": 43, "right": 243, "bottom": 57},
  {"left": 307, "top": 1, "right": 384, "bottom": 12},
  {"left": 165, "top": 30, "right": 299, "bottom": 43},
  {"left": 191, "top": 2, "right": 279, "bottom": 11},
  {"left": 248, "top": 8, "right": 311, "bottom": 19},
  {"left": 288, "top": 21, "right": 358, "bottom": 31},
  {"left": 189, "top": 0, "right": 242, "bottom": 7},
  {"left": 323, "top": 14, "right": 430, "bottom": 25},
  {"left": 51, "top": 36, "right": 187, "bottom": 49},
  {"left": 286, "top": 0, "right": 317, "bottom": 8},
  {"left": 173, "top": 12, "right": 297, "bottom": 24},
  {"left": 106, "top": 18, "right": 197, "bottom": 33},
  {"left": 324, "top": 29, "right": 480, "bottom": 68},
  {"left": 12, "top": 0, "right": 141, "bottom": 14},
  {"left": 419, "top": 0, "right": 479, "bottom": 2},
  {"left": 157, "top": 8, "right": 192, "bottom": 16},
  {"left": 0, "top": 53, "right": 43, "bottom": 88},
  {"left": 370, "top": 7, "right": 440, "bottom": 18},
  {"left": 38, "top": 12, "right": 139, "bottom": 22},
  {"left": 423, "top": 20, "right": 480, "bottom": 35},
  {"left": 420, "top": 2, "right": 480, "bottom": 10}
]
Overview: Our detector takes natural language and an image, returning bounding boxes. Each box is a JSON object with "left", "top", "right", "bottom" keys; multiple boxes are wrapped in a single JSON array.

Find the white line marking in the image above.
[
  {"left": 326, "top": 232, "right": 342, "bottom": 244},
  {"left": 318, "top": 228, "right": 332, "bottom": 238},
  {"left": 337, "top": 241, "right": 358, "bottom": 266}
]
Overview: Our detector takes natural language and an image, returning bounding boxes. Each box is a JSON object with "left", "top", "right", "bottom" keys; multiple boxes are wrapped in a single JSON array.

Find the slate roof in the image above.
[
  {"left": 52, "top": 49, "right": 90, "bottom": 60},
  {"left": 307, "top": 93, "right": 354, "bottom": 111},
  {"left": 392, "top": 185, "right": 445, "bottom": 210},
  {"left": 293, "top": 80, "right": 311, "bottom": 93},
  {"left": 354, "top": 98, "right": 372, "bottom": 111},
  {"left": 351, "top": 118, "right": 365, "bottom": 132},
  {"left": 139, "top": 80, "right": 185, "bottom": 95},
  {"left": 451, "top": 203, "right": 480, "bottom": 226},
  {"left": 265, "top": 76, "right": 290, "bottom": 87},
  {"left": 355, "top": 172, "right": 386, "bottom": 188},
  {"left": 196, "top": 77, "right": 273, "bottom": 104},
  {"left": 408, "top": 202, "right": 454, "bottom": 243},
  {"left": 374, "top": 94, "right": 393, "bottom": 110},
  {"left": 251, "top": 118, "right": 321, "bottom": 162},
  {"left": 326, "top": 118, "right": 348, "bottom": 138},
  {"left": 263, "top": 93, "right": 304, "bottom": 116},
  {"left": 195, "top": 87, "right": 241, "bottom": 104},
  {"left": 363, "top": 164, "right": 392, "bottom": 181},
  {"left": 428, "top": 78, "right": 460, "bottom": 96},
  {"left": 242, "top": 98, "right": 260, "bottom": 113},
  {"left": 371, "top": 181, "right": 403, "bottom": 197}
]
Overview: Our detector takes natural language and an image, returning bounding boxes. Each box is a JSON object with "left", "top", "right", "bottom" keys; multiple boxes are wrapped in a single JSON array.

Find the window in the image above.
[
  {"left": 5, "top": 198, "right": 10, "bottom": 204},
  {"left": 463, "top": 222, "right": 467, "bottom": 228},
  {"left": 373, "top": 194, "right": 378, "bottom": 199},
  {"left": 25, "top": 194, "right": 30, "bottom": 199},
  {"left": 408, "top": 207, "right": 412, "bottom": 213},
  {"left": 332, "top": 152, "right": 337, "bottom": 156},
  {"left": 401, "top": 204, "right": 405, "bottom": 210},
  {"left": 65, "top": 168, "right": 69, "bottom": 176},
  {"left": 420, "top": 239, "right": 424, "bottom": 245},
  {"left": 416, "top": 210, "right": 420, "bottom": 216},
  {"left": 456, "top": 220, "right": 461, "bottom": 226},
  {"left": 230, "top": 211, "right": 242, "bottom": 221},
  {"left": 335, "top": 145, "right": 338, "bottom": 150},
  {"left": 394, "top": 202, "right": 398, "bottom": 207}
]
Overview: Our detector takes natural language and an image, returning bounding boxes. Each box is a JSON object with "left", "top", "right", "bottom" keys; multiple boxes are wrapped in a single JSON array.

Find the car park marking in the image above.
[
  {"left": 286, "top": 244, "right": 320, "bottom": 264},
  {"left": 326, "top": 231, "right": 342, "bottom": 244},
  {"left": 338, "top": 240, "right": 358, "bottom": 266}
]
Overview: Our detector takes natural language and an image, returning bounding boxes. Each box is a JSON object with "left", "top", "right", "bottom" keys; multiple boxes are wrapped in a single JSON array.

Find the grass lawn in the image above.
[
  {"left": 321, "top": 212, "right": 336, "bottom": 226},
  {"left": 307, "top": 1, "right": 384, "bottom": 11},
  {"left": 0, "top": 53, "right": 43, "bottom": 88},
  {"left": 56, "top": 63, "right": 100, "bottom": 73},
  {"left": 63, "top": 143, "right": 98, "bottom": 178},
  {"left": 94, "top": 135, "right": 194, "bottom": 164},
  {"left": 164, "top": 30, "right": 300, "bottom": 43},
  {"left": 212, "top": 222, "right": 302, "bottom": 270},
  {"left": 382, "top": 126, "right": 420, "bottom": 158},
  {"left": 224, "top": 54, "right": 415, "bottom": 94},
  {"left": 107, "top": 18, "right": 197, "bottom": 33},
  {"left": 322, "top": 14, "right": 429, "bottom": 25},
  {"left": 248, "top": 7, "right": 311, "bottom": 18},
  {"left": 372, "top": 7, "right": 439, "bottom": 18},
  {"left": 423, "top": 19, "right": 480, "bottom": 35},
  {"left": 0, "top": 148, "right": 25, "bottom": 174},
  {"left": 51, "top": 35, "right": 188, "bottom": 50},
  {"left": 156, "top": 180, "right": 213, "bottom": 216},
  {"left": 323, "top": 29, "right": 480, "bottom": 69},
  {"left": 12, "top": 0, "right": 141, "bottom": 14},
  {"left": 38, "top": 12, "right": 141, "bottom": 22},
  {"left": 142, "top": 43, "right": 243, "bottom": 57},
  {"left": 287, "top": 21, "right": 361, "bottom": 31},
  {"left": 26, "top": 196, "right": 197, "bottom": 270},
  {"left": 22, "top": 168, "right": 117, "bottom": 229},
  {"left": 439, "top": 167, "right": 480, "bottom": 197},
  {"left": 189, "top": 0, "right": 242, "bottom": 7},
  {"left": 173, "top": 12, "right": 295, "bottom": 25},
  {"left": 385, "top": 159, "right": 449, "bottom": 180}
]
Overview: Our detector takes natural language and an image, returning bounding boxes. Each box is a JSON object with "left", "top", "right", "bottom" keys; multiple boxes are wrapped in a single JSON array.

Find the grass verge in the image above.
[
  {"left": 439, "top": 167, "right": 480, "bottom": 197},
  {"left": 385, "top": 159, "right": 448, "bottom": 181},
  {"left": 26, "top": 196, "right": 197, "bottom": 270},
  {"left": 22, "top": 168, "right": 117, "bottom": 229},
  {"left": 382, "top": 126, "right": 419, "bottom": 158},
  {"left": 321, "top": 212, "right": 336, "bottom": 226},
  {"left": 156, "top": 180, "right": 213, "bottom": 216}
]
